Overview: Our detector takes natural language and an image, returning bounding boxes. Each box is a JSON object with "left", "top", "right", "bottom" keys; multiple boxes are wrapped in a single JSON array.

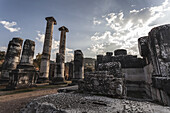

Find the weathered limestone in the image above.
[
  {"left": 79, "top": 62, "right": 126, "bottom": 97},
  {"left": 59, "top": 26, "right": 69, "bottom": 57},
  {"left": 52, "top": 53, "right": 65, "bottom": 84},
  {"left": 39, "top": 17, "right": 56, "bottom": 83},
  {"left": 72, "top": 50, "right": 84, "bottom": 84},
  {"left": 49, "top": 61, "right": 55, "bottom": 81},
  {"left": 52, "top": 26, "right": 69, "bottom": 84},
  {"left": 95, "top": 51, "right": 146, "bottom": 95},
  {"left": 19, "top": 39, "right": 35, "bottom": 66},
  {"left": 7, "top": 39, "right": 38, "bottom": 89},
  {"left": 138, "top": 24, "right": 170, "bottom": 106},
  {"left": 1, "top": 38, "right": 23, "bottom": 81}
]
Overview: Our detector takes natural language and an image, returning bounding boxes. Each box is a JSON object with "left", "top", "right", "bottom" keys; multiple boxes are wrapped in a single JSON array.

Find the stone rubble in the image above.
[
  {"left": 78, "top": 62, "right": 126, "bottom": 97},
  {"left": 20, "top": 93, "right": 170, "bottom": 113}
]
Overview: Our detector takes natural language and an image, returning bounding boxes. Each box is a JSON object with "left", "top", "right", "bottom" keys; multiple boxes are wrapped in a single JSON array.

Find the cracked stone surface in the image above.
[{"left": 20, "top": 93, "right": 170, "bottom": 113}]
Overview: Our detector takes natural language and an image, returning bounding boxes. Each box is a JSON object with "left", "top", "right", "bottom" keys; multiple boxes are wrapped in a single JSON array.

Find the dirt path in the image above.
[{"left": 0, "top": 88, "right": 58, "bottom": 113}]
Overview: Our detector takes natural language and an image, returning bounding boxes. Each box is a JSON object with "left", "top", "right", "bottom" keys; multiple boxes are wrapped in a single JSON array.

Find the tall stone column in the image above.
[
  {"left": 52, "top": 26, "right": 69, "bottom": 84},
  {"left": 0, "top": 38, "right": 23, "bottom": 81},
  {"left": 39, "top": 17, "right": 56, "bottom": 83},
  {"left": 59, "top": 26, "right": 69, "bottom": 57},
  {"left": 72, "top": 50, "right": 84, "bottom": 84}
]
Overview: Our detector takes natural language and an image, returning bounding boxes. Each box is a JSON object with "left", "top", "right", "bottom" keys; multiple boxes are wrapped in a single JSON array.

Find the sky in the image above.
[{"left": 0, "top": 0, "right": 170, "bottom": 62}]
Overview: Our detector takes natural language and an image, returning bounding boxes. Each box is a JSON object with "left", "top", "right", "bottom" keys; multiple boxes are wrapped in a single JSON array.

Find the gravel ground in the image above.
[
  {"left": 0, "top": 88, "right": 58, "bottom": 113},
  {"left": 20, "top": 93, "right": 170, "bottom": 113}
]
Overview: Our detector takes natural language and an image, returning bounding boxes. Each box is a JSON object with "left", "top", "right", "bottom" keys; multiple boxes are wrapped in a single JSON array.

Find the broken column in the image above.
[
  {"left": 52, "top": 26, "right": 69, "bottom": 84},
  {"left": 39, "top": 17, "right": 57, "bottom": 83},
  {"left": 0, "top": 38, "right": 23, "bottom": 81},
  {"left": 148, "top": 24, "right": 170, "bottom": 77},
  {"left": 72, "top": 50, "right": 84, "bottom": 84},
  {"left": 139, "top": 24, "right": 170, "bottom": 106},
  {"left": 95, "top": 55, "right": 103, "bottom": 71},
  {"left": 7, "top": 39, "right": 38, "bottom": 89},
  {"left": 68, "top": 61, "right": 74, "bottom": 80}
]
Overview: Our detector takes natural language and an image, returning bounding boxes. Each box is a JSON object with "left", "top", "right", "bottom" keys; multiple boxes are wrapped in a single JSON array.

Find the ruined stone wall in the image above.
[{"left": 79, "top": 62, "right": 126, "bottom": 97}]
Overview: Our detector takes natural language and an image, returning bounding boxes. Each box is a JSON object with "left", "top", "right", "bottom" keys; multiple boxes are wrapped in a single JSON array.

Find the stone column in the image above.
[
  {"left": 7, "top": 39, "right": 38, "bottom": 89},
  {"left": 59, "top": 26, "right": 69, "bottom": 57},
  {"left": 72, "top": 50, "right": 84, "bottom": 84},
  {"left": 52, "top": 26, "right": 68, "bottom": 84},
  {"left": 39, "top": 17, "right": 56, "bottom": 82},
  {"left": 68, "top": 61, "right": 74, "bottom": 80},
  {"left": 1, "top": 38, "right": 23, "bottom": 80},
  {"left": 52, "top": 53, "right": 65, "bottom": 84},
  {"left": 19, "top": 39, "right": 35, "bottom": 66},
  {"left": 96, "top": 55, "right": 103, "bottom": 71}
]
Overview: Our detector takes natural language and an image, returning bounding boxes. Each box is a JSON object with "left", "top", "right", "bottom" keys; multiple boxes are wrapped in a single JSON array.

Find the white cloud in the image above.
[
  {"left": 0, "top": 47, "right": 7, "bottom": 51},
  {"left": 0, "top": 21, "right": 20, "bottom": 32},
  {"left": 87, "top": 0, "right": 170, "bottom": 57},
  {"left": 35, "top": 31, "right": 45, "bottom": 43},
  {"left": 93, "top": 17, "right": 101, "bottom": 25}
]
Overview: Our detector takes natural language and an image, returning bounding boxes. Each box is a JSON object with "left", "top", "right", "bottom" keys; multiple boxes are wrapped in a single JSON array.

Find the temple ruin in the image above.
[{"left": 0, "top": 17, "right": 170, "bottom": 107}]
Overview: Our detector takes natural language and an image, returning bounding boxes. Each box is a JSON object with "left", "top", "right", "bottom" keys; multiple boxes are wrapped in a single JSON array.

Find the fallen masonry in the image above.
[{"left": 20, "top": 92, "right": 170, "bottom": 113}]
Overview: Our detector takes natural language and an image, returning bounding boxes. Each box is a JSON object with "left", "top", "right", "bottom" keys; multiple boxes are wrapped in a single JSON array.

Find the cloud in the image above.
[
  {"left": 0, "top": 21, "right": 20, "bottom": 32},
  {"left": 35, "top": 31, "right": 45, "bottom": 43},
  {"left": 35, "top": 31, "right": 73, "bottom": 62},
  {"left": 87, "top": 0, "right": 170, "bottom": 57},
  {"left": 0, "top": 47, "right": 7, "bottom": 51},
  {"left": 93, "top": 17, "right": 101, "bottom": 25}
]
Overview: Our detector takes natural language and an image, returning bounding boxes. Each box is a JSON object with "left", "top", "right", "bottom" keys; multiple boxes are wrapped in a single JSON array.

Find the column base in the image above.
[
  {"left": 50, "top": 77, "right": 67, "bottom": 85},
  {"left": 37, "top": 77, "right": 49, "bottom": 83}
]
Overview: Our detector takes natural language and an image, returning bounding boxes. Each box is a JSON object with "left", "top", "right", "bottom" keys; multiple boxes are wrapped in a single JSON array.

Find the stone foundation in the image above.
[
  {"left": 78, "top": 71, "right": 126, "bottom": 97},
  {"left": 79, "top": 62, "right": 126, "bottom": 97},
  {"left": 7, "top": 65, "right": 38, "bottom": 89}
]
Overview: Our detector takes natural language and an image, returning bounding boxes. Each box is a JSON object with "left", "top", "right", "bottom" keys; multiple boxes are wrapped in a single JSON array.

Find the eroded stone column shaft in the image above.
[
  {"left": 1, "top": 38, "right": 23, "bottom": 79},
  {"left": 40, "top": 17, "right": 56, "bottom": 80},
  {"left": 73, "top": 50, "right": 84, "bottom": 80},
  {"left": 52, "top": 26, "right": 69, "bottom": 83},
  {"left": 20, "top": 39, "right": 35, "bottom": 66},
  {"left": 59, "top": 26, "right": 69, "bottom": 59}
]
